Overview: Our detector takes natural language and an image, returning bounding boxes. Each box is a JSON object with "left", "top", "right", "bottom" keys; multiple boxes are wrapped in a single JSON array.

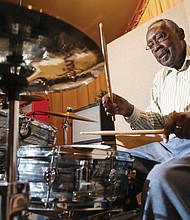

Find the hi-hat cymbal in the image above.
[
  {"left": 0, "top": 94, "right": 45, "bottom": 102},
  {"left": 0, "top": 2, "right": 104, "bottom": 94},
  {"left": 28, "top": 110, "right": 96, "bottom": 122}
]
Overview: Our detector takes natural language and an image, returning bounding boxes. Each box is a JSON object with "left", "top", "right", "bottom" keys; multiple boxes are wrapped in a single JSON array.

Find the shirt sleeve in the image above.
[{"left": 124, "top": 107, "right": 165, "bottom": 130}]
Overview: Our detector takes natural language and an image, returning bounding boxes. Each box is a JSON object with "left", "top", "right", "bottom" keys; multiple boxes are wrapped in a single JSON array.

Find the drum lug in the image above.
[
  {"left": 19, "top": 117, "right": 32, "bottom": 139},
  {"left": 109, "top": 168, "right": 117, "bottom": 185},
  {"left": 44, "top": 167, "right": 57, "bottom": 185},
  {"left": 76, "top": 160, "right": 91, "bottom": 191}
]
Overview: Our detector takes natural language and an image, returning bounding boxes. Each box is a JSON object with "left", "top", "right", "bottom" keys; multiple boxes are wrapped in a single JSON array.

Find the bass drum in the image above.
[{"left": 17, "top": 145, "right": 135, "bottom": 219}]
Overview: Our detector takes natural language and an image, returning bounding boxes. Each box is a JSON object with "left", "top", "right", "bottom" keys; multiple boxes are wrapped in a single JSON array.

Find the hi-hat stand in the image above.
[{"left": 0, "top": 62, "right": 30, "bottom": 220}]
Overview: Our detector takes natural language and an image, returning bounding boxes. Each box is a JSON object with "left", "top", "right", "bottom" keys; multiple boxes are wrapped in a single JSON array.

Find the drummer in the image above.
[{"left": 103, "top": 19, "right": 190, "bottom": 219}]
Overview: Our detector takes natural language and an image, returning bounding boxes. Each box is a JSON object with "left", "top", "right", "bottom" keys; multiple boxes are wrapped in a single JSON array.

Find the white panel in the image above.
[
  {"left": 184, "top": 0, "right": 190, "bottom": 30},
  {"left": 72, "top": 104, "right": 101, "bottom": 144}
]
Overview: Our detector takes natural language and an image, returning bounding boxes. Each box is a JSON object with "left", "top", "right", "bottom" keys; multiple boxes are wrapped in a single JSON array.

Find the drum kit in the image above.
[{"left": 0, "top": 1, "right": 142, "bottom": 220}]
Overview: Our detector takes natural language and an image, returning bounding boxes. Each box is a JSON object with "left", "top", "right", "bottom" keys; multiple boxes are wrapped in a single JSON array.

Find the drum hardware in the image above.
[
  {"left": 74, "top": 160, "right": 91, "bottom": 200},
  {"left": 79, "top": 209, "right": 123, "bottom": 220},
  {"left": 107, "top": 152, "right": 120, "bottom": 203},
  {"left": 109, "top": 209, "right": 140, "bottom": 220},
  {"left": 43, "top": 147, "right": 58, "bottom": 208},
  {"left": 123, "top": 169, "right": 137, "bottom": 212},
  {"left": 56, "top": 210, "right": 70, "bottom": 219},
  {"left": 19, "top": 117, "right": 33, "bottom": 139},
  {"left": 109, "top": 168, "right": 117, "bottom": 186},
  {"left": 62, "top": 107, "right": 74, "bottom": 145}
]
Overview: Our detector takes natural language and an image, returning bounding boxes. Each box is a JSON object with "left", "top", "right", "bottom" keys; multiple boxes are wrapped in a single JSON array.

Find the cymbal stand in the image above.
[
  {"left": 62, "top": 107, "right": 73, "bottom": 145},
  {"left": 0, "top": 63, "right": 30, "bottom": 220}
]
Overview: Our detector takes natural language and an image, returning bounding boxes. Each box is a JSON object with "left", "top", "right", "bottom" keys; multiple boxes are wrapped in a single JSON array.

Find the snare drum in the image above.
[{"left": 17, "top": 145, "right": 134, "bottom": 218}]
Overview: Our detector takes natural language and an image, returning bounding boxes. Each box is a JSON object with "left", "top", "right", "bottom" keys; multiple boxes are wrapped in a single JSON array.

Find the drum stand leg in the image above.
[{"left": 0, "top": 66, "right": 30, "bottom": 219}]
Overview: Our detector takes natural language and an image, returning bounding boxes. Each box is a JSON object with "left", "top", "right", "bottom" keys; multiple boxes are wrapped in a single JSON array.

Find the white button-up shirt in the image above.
[{"left": 125, "top": 46, "right": 190, "bottom": 130}]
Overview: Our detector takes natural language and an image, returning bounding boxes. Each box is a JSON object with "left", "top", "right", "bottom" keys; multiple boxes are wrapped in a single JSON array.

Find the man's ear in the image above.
[{"left": 178, "top": 28, "right": 185, "bottom": 40}]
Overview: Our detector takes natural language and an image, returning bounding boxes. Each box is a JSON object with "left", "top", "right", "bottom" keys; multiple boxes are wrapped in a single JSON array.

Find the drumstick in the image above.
[
  {"left": 80, "top": 129, "right": 164, "bottom": 136},
  {"left": 99, "top": 23, "right": 115, "bottom": 121}
]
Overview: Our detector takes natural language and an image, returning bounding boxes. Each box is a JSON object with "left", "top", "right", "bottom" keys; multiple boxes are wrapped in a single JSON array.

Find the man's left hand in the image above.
[{"left": 163, "top": 112, "right": 190, "bottom": 143}]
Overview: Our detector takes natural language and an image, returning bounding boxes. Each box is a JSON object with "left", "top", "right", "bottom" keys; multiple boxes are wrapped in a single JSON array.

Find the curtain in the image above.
[{"left": 137, "top": 0, "right": 183, "bottom": 26}]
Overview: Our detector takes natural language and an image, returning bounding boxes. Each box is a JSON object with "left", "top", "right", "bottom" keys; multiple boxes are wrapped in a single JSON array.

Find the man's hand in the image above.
[
  {"left": 102, "top": 93, "right": 134, "bottom": 117},
  {"left": 163, "top": 112, "right": 190, "bottom": 143}
]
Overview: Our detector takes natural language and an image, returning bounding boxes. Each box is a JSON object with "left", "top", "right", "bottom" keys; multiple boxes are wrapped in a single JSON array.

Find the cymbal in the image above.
[
  {"left": 29, "top": 110, "right": 96, "bottom": 122},
  {"left": 0, "top": 94, "right": 45, "bottom": 102},
  {"left": 0, "top": 2, "right": 104, "bottom": 93},
  {"left": 19, "top": 95, "right": 45, "bottom": 102}
]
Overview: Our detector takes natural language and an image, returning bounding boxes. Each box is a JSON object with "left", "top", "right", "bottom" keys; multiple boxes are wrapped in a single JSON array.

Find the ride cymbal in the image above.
[
  {"left": 0, "top": 2, "right": 104, "bottom": 94},
  {"left": 28, "top": 110, "right": 96, "bottom": 122}
]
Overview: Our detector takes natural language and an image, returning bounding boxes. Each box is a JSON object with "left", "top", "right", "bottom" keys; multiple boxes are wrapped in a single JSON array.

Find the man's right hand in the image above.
[{"left": 102, "top": 93, "right": 134, "bottom": 117}]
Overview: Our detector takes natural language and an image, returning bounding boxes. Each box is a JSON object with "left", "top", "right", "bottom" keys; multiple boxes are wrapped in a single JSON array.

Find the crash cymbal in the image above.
[
  {"left": 0, "top": 2, "right": 104, "bottom": 93},
  {"left": 0, "top": 93, "right": 45, "bottom": 102},
  {"left": 29, "top": 110, "right": 96, "bottom": 122}
]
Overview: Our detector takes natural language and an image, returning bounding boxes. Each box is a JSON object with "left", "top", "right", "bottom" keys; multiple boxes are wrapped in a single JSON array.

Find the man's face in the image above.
[{"left": 146, "top": 22, "right": 185, "bottom": 69}]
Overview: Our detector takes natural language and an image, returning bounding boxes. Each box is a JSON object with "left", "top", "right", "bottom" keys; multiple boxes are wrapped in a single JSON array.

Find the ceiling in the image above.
[{"left": 2, "top": 0, "right": 143, "bottom": 46}]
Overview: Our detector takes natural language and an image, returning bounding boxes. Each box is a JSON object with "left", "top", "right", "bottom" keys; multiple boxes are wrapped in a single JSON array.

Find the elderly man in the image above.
[{"left": 103, "top": 19, "right": 190, "bottom": 219}]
